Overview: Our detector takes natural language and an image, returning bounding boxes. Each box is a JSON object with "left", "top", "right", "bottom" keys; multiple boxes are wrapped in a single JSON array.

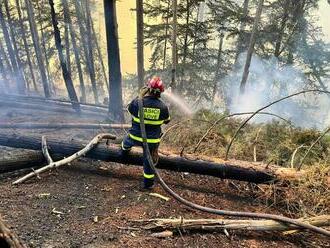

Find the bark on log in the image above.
[
  {"left": 134, "top": 215, "right": 330, "bottom": 232},
  {"left": 0, "top": 123, "right": 130, "bottom": 130},
  {"left": 0, "top": 151, "right": 44, "bottom": 173},
  {"left": 0, "top": 133, "right": 306, "bottom": 184},
  {"left": 0, "top": 215, "right": 26, "bottom": 248}
]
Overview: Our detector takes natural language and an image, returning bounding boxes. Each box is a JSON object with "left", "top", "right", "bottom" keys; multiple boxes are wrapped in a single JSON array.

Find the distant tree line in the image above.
[
  {"left": 1, "top": 0, "right": 330, "bottom": 118},
  {"left": 0, "top": 0, "right": 109, "bottom": 103},
  {"left": 142, "top": 0, "right": 330, "bottom": 106},
  {"left": 0, "top": 0, "right": 125, "bottom": 120}
]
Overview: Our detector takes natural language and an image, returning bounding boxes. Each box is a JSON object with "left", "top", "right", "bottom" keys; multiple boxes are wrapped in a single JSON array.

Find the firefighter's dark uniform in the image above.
[{"left": 121, "top": 95, "right": 170, "bottom": 188}]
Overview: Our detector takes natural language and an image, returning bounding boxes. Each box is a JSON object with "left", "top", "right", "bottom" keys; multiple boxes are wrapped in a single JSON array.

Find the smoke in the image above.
[
  {"left": 0, "top": 78, "right": 6, "bottom": 93},
  {"left": 220, "top": 53, "right": 330, "bottom": 129}
]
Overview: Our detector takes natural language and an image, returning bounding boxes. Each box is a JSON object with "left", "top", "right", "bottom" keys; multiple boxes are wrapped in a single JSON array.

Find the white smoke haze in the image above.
[
  {"left": 219, "top": 53, "right": 330, "bottom": 129},
  {"left": 0, "top": 80, "right": 5, "bottom": 93},
  {"left": 3, "top": 52, "right": 330, "bottom": 130}
]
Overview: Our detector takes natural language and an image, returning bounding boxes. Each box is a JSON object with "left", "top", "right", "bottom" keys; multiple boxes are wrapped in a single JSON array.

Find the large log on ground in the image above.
[
  {"left": 0, "top": 133, "right": 305, "bottom": 184},
  {"left": 0, "top": 150, "right": 45, "bottom": 173},
  {"left": 0, "top": 215, "right": 26, "bottom": 248}
]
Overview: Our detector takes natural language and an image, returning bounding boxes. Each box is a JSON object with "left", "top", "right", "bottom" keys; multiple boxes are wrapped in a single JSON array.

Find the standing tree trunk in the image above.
[
  {"left": 80, "top": 2, "right": 108, "bottom": 91},
  {"left": 136, "top": 0, "right": 144, "bottom": 89},
  {"left": 286, "top": 0, "right": 305, "bottom": 65},
  {"left": 48, "top": 0, "right": 80, "bottom": 112},
  {"left": 212, "top": 33, "right": 224, "bottom": 104},
  {"left": 162, "top": 1, "right": 170, "bottom": 70},
  {"left": 4, "top": 1, "right": 29, "bottom": 94},
  {"left": 274, "top": 0, "right": 289, "bottom": 58},
  {"left": 91, "top": 22, "right": 109, "bottom": 90},
  {"left": 62, "top": 0, "right": 86, "bottom": 103},
  {"left": 0, "top": 39, "right": 12, "bottom": 73},
  {"left": 171, "top": 0, "right": 178, "bottom": 90},
  {"left": 178, "top": 0, "right": 191, "bottom": 93},
  {"left": 24, "top": 0, "right": 50, "bottom": 97},
  {"left": 191, "top": 2, "right": 203, "bottom": 61},
  {"left": 64, "top": 23, "right": 71, "bottom": 74},
  {"left": 0, "top": 3, "right": 26, "bottom": 94},
  {"left": 0, "top": 38, "right": 11, "bottom": 91},
  {"left": 0, "top": 44, "right": 10, "bottom": 92},
  {"left": 86, "top": 0, "right": 100, "bottom": 103},
  {"left": 239, "top": 0, "right": 264, "bottom": 94},
  {"left": 0, "top": 55, "right": 7, "bottom": 93},
  {"left": 234, "top": 0, "right": 250, "bottom": 64},
  {"left": 36, "top": 0, "right": 56, "bottom": 95},
  {"left": 15, "top": 0, "right": 38, "bottom": 92},
  {"left": 3, "top": 0, "right": 27, "bottom": 94},
  {"left": 182, "top": 0, "right": 190, "bottom": 66},
  {"left": 104, "top": 0, "right": 124, "bottom": 122},
  {"left": 74, "top": 0, "right": 99, "bottom": 103}
]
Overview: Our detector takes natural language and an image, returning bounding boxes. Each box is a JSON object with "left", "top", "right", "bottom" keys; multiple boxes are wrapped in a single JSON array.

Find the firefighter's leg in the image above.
[
  {"left": 120, "top": 135, "right": 134, "bottom": 163},
  {"left": 142, "top": 144, "right": 159, "bottom": 189}
]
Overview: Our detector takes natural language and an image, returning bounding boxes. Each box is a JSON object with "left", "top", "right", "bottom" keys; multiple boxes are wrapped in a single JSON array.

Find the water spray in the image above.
[{"left": 163, "top": 89, "right": 193, "bottom": 116}]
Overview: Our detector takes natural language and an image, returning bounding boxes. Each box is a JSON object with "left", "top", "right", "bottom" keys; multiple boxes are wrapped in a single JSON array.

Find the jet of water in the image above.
[{"left": 163, "top": 90, "right": 193, "bottom": 116}]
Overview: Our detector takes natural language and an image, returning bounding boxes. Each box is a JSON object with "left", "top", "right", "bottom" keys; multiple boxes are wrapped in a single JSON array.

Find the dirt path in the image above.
[{"left": 0, "top": 107, "right": 329, "bottom": 247}]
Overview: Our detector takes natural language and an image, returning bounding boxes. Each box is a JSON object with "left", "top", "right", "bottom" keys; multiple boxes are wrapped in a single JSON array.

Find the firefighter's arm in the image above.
[{"left": 127, "top": 98, "right": 137, "bottom": 116}]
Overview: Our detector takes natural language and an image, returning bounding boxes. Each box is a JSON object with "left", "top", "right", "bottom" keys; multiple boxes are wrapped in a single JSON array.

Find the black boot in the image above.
[{"left": 139, "top": 178, "right": 154, "bottom": 191}]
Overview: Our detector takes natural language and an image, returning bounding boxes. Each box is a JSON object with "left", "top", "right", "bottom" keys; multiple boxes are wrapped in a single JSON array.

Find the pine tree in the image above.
[
  {"left": 136, "top": 0, "right": 145, "bottom": 89},
  {"left": 48, "top": 0, "right": 80, "bottom": 112},
  {"left": 61, "top": 0, "right": 86, "bottom": 102},
  {"left": 15, "top": 0, "right": 38, "bottom": 92},
  {"left": 24, "top": 0, "right": 51, "bottom": 97},
  {"left": 73, "top": 0, "right": 99, "bottom": 104},
  {"left": 104, "top": 0, "right": 124, "bottom": 122},
  {"left": 0, "top": 2, "right": 26, "bottom": 94}
]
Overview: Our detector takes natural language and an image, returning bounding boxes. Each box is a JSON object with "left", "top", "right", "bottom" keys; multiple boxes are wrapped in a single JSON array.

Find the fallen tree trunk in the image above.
[
  {"left": 134, "top": 215, "right": 330, "bottom": 232},
  {"left": 0, "top": 94, "right": 119, "bottom": 113},
  {"left": 0, "top": 123, "right": 130, "bottom": 130},
  {"left": 0, "top": 150, "right": 45, "bottom": 173},
  {"left": 0, "top": 100, "right": 107, "bottom": 118},
  {"left": 0, "top": 215, "right": 26, "bottom": 248},
  {"left": 0, "top": 133, "right": 305, "bottom": 184},
  {"left": 0, "top": 93, "right": 107, "bottom": 109}
]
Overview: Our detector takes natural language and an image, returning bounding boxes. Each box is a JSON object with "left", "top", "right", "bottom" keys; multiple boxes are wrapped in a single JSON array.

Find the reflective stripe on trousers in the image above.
[{"left": 128, "top": 133, "right": 160, "bottom": 144}]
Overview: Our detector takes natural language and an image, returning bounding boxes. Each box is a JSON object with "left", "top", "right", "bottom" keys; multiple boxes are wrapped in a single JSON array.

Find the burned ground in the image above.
[{"left": 0, "top": 107, "right": 329, "bottom": 248}]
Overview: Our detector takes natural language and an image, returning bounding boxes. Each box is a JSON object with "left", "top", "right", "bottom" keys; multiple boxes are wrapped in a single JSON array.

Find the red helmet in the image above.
[{"left": 147, "top": 76, "right": 165, "bottom": 93}]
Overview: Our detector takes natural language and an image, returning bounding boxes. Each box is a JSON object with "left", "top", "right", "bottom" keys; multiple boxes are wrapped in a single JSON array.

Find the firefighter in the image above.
[{"left": 121, "top": 76, "right": 170, "bottom": 190}]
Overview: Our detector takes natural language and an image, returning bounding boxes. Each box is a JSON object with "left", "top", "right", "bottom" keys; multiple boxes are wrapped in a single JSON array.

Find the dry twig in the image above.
[{"left": 13, "top": 133, "right": 116, "bottom": 185}]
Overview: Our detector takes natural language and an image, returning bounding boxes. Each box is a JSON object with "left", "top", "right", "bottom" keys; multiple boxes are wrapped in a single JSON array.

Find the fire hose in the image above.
[{"left": 137, "top": 91, "right": 330, "bottom": 237}]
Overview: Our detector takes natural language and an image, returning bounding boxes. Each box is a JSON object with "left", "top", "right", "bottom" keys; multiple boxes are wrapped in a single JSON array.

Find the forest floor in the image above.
[{"left": 0, "top": 106, "right": 329, "bottom": 248}]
